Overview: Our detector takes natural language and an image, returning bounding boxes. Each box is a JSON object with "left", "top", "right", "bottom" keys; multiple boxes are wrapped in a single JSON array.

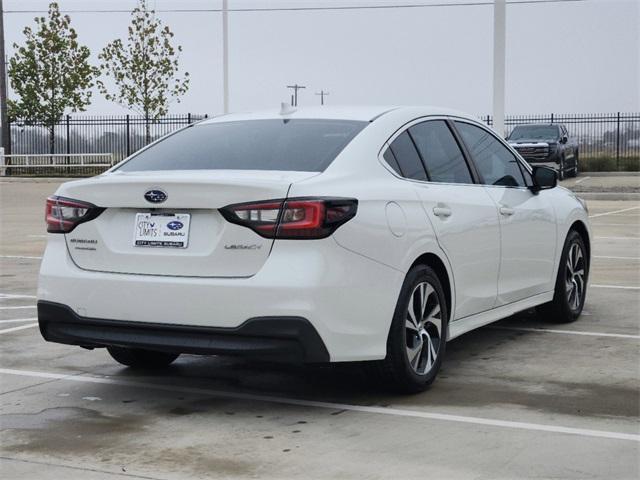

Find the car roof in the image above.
[{"left": 199, "top": 105, "right": 475, "bottom": 124}]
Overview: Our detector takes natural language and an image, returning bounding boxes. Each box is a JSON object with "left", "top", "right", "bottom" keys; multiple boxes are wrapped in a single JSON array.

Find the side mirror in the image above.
[
  {"left": 561, "top": 135, "right": 568, "bottom": 144},
  {"left": 530, "top": 166, "right": 557, "bottom": 193}
]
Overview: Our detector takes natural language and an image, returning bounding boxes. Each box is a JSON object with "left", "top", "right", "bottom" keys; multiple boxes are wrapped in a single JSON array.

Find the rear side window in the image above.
[
  {"left": 408, "top": 120, "right": 473, "bottom": 184},
  {"left": 388, "top": 131, "right": 427, "bottom": 181},
  {"left": 455, "top": 122, "right": 526, "bottom": 187},
  {"left": 117, "top": 119, "right": 367, "bottom": 172},
  {"left": 383, "top": 148, "right": 403, "bottom": 176}
]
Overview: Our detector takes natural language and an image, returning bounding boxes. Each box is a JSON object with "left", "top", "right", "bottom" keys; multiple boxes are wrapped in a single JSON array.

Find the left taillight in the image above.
[
  {"left": 45, "top": 196, "right": 104, "bottom": 233},
  {"left": 220, "top": 197, "right": 358, "bottom": 239}
]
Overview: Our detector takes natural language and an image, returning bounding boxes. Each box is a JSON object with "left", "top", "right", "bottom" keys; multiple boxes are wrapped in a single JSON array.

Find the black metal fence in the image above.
[
  {"left": 8, "top": 114, "right": 208, "bottom": 167},
  {"left": 481, "top": 113, "right": 640, "bottom": 171},
  {"left": 5, "top": 112, "right": 640, "bottom": 174}
]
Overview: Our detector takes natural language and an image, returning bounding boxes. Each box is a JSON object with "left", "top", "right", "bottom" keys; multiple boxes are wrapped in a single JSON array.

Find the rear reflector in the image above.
[
  {"left": 45, "top": 196, "right": 104, "bottom": 233},
  {"left": 220, "top": 197, "right": 358, "bottom": 239}
]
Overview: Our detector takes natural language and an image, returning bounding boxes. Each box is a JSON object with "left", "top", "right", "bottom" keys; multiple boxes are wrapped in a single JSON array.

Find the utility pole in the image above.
[
  {"left": 315, "top": 90, "right": 329, "bottom": 106},
  {"left": 0, "top": 0, "right": 10, "bottom": 155},
  {"left": 492, "top": 0, "right": 506, "bottom": 138},
  {"left": 286, "top": 84, "right": 306, "bottom": 107},
  {"left": 222, "top": 0, "right": 229, "bottom": 114}
]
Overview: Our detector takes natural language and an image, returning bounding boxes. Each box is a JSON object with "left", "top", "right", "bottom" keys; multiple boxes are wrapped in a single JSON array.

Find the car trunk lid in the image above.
[{"left": 61, "top": 170, "right": 318, "bottom": 277}]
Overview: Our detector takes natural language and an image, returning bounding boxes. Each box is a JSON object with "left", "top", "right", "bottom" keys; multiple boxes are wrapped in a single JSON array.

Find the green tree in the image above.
[
  {"left": 8, "top": 2, "right": 97, "bottom": 155},
  {"left": 98, "top": 0, "right": 190, "bottom": 144}
]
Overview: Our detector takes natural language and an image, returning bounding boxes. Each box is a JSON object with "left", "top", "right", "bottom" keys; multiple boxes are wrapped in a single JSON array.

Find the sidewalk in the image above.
[{"left": 563, "top": 173, "right": 640, "bottom": 200}]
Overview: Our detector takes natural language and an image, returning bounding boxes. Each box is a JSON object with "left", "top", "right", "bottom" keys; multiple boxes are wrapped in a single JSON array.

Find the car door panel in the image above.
[
  {"left": 454, "top": 120, "right": 557, "bottom": 306},
  {"left": 403, "top": 120, "right": 501, "bottom": 320},
  {"left": 483, "top": 186, "right": 557, "bottom": 304},
  {"left": 414, "top": 184, "right": 501, "bottom": 319}
]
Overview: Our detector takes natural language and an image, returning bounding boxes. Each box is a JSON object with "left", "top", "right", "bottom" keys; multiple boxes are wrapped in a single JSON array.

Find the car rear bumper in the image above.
[
  {"left": 38, "top": 235, "right": 403, "bottom": 362},
  {"left": 38, "top": 300, "right": 329, "bottom": 362}
]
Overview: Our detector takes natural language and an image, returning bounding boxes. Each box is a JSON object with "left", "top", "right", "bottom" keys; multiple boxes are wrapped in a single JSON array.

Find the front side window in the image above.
[
  {"left": 117, "top": 119, "right": 367, "bottom": 172},
  {"left": 455, "top": 122, "right": 525, "bottom": 187},
  {"left": 388, "top": 131, "right": 428, "bottom": 181},
  {"left": 408, "top": 120, "right": 473, "bottom": 184}
]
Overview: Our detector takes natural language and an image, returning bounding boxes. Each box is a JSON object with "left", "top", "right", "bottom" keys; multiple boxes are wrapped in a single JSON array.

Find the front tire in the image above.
[
  {"left": 370, "top": 265, "right": 449, "bottom": 393},
  {"left": 536, "top": 230, "right": 588, "bottom": 323},
  {"left": 558, "top": 156, "right": 566, "bottom": 181},
  {"left": 107, "top": 346, "right": 179, "bottom": 368},
  {"left": 568, "top": 150, "right": 579, "bottom": 178}
]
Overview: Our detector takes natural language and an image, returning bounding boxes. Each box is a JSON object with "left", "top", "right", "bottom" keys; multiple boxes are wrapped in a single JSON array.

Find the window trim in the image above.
[
  {"left": 378, "top": 116, "right": 481, "bottom": 187},
  {"left": 449, "top": 118, "right": 534, "bottom": 190}
]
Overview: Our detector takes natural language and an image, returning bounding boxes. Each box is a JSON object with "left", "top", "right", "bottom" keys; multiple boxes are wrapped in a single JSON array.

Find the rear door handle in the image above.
[
  {"left": 499, "top": 206, "right": 515, "bottom": 216},
  {"left": 433, "top": 206, "right": 452, "bottom": 218}
]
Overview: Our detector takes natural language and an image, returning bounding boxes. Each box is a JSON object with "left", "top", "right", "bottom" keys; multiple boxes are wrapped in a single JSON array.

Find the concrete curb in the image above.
[
  {"left": 581, "top": 172, "right": 640, "bottom": 177},
  {"left": 573, "top": 192, "right": 640, "bottom": 201}
]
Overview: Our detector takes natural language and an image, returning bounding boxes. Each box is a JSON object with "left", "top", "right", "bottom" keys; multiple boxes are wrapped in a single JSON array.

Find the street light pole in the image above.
[
  {"left": 492, "top": 0, "right": 506, "bottom": 138},
  {"left": 222, "top": 0, "right": 229, "bottom": 114},
  {"left": 0, "top": 0, "right": 10, "bottom": 155}
]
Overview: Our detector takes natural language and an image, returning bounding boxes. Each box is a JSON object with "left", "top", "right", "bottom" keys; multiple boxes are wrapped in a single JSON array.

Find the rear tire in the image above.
[
  {"left": 536, "top": 230, "right": 588, "bottom": 323},
  {"left": 368, "top": 265, "right": 449, "bottom": 393},
  {"left": 107, "top": 346, "right": 179, "bottom": 368}
]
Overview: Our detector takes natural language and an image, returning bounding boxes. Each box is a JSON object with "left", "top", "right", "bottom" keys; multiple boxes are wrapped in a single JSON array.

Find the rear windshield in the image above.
[
  {"left": 508, "top": 125, "right": 560, "bottom": 141},
  {"left": 117, "top": 119, "right": 367, "bottom": 172}
]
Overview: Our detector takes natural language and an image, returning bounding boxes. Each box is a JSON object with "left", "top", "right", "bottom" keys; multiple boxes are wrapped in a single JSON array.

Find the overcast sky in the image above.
[{"left": 4, "top": 0, "right": 639, "bottom": 116}]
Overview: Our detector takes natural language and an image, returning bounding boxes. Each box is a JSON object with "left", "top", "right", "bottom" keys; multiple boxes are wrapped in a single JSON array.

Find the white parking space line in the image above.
[
  {"left": 0, "top": 255, "right": 42, "bottom": 260},
  {"left": 591, "top": 284, "right": 640, "bottom": 290},
  {"left": 0, "top": 324, "right": 38, "bottom": 334},
  {"left": 0, "top": 293, "right": 37, "bottom": 299},
  {"left": 594, "top": 236, "right": 639, "bottom": 241},
  {"left": 590, "top": 223, "right": 640, "bottom": 227},
  {"left": 0, "top": 305, "right": 36, "bottom": 310},
  {"left": 0, "top": 368, "right": 638, "bottom": 443},
  {"left": 593, "top": 256, "right": 640, "bottom": 260},
  {"left": 589, "top": 206, "right": 640, "bottom": 218},
  {"left": 491, "top": 326, "right": 640, "bottom": 340},
  {"left": 0, "top": 318, "right": 37, "bottom": 324},
  {"left": 574, "top": 176, "right": 590, "bottom": 185}
]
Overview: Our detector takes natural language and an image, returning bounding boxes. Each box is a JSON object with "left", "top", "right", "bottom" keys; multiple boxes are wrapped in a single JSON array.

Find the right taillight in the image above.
[
  {"left": 45, "top": 196, "right": 104, "bottom": 233},
  {"left": 220, "top": 197, "right": 358, "bottom": 239}
]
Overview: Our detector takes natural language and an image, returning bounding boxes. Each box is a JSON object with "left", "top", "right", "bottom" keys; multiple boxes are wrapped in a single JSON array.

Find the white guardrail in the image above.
[{"left": 0, "top": 152, "right": 115, "bottom": 176}]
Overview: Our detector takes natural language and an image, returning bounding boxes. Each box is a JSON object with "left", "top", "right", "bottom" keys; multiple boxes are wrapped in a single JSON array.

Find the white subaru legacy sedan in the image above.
[{"left": 38, "top": 106, "right": 590, "bottom": 392}]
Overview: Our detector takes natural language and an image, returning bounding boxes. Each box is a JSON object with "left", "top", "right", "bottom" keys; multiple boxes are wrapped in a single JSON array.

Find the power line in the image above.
[
  {"left": 286, "top": 84, "right": 306, "bottom": 107},
  {"left": 316, "top": 90, "right": 330, "bottom": 106},
  {"left": 4, "top": 0, "right": 590, "bottom": 14}
]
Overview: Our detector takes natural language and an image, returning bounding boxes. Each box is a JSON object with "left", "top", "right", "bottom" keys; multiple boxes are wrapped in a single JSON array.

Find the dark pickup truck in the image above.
[{"left": 507, "top": 124, "right": 579, "bottom": 180}]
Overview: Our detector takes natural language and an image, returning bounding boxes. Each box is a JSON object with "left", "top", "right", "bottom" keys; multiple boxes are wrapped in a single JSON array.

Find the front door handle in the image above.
[
  {"left": 499, "top": 206, "right": 515, "bottom": 216},
  {"left": 433, "top": 206, "right": 452, "bottom": 218}
]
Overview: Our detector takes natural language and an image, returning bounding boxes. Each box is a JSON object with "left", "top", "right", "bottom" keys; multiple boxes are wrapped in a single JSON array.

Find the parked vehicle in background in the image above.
[
  {"left": 507, "top": 124, "right": 579, "bottom": 180},
  {"left": 38, "top": 106, "right": 591, "bottom": 392}
]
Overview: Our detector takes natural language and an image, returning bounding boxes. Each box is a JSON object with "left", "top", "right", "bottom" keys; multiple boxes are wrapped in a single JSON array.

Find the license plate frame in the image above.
[{"left": 133, "top": 212, "right": 191, "bottom": 248}]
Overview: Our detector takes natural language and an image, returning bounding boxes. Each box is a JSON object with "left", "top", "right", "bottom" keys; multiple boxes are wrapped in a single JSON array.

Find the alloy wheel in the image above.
[
  {"left": 405, "top": 282, "right": 442, "bottom": 375},
  {"left": 565, "top": 242, "right": 585, "bottom": 311}
]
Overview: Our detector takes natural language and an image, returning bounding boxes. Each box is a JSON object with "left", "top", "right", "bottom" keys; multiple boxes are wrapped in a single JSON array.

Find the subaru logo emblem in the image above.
[
  {"left": 167, "top": 221, "right": 183, "bottom": 231},
  {"left": 144, "top": 189, "right": 167, "bottom": 204}
]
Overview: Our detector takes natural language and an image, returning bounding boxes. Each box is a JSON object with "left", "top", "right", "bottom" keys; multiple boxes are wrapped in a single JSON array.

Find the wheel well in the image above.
[
  {"left": 411, "top": 253, "right": 452, "bottom": 319},
  {"left": 570, "top": 220, "right": 590, "bottom": 261}
]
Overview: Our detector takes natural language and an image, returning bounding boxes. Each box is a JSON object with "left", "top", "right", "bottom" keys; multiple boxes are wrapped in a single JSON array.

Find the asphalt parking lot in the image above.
[{"left": 1, "top": 178, "right": 639, "bottom": 479}]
